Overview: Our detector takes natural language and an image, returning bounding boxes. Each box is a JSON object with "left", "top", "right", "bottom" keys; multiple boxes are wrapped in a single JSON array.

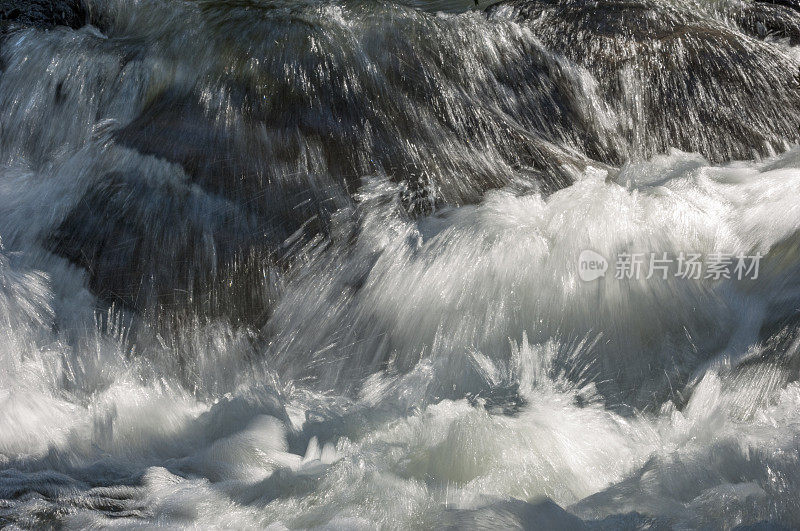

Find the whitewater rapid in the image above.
[
  {"left": 2, "top": 148, "right": 800, "bottom": 527},
  {"left": 2, "top": 0, "right": 800, "bottom": 528}
]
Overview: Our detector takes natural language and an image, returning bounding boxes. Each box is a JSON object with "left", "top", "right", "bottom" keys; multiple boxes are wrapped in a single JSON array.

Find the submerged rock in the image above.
[
  {"left": 756, "top": 0, "right": 800, "bottom": 13},
  {"left": 0, "top": 0, "right": 87, "bottom": 30},
  {"left": 49, "top": 85, "right": 356, "bottom": 326},
  {"left": 733, "top": 2, "right": 800, "bottom": 45},
  {"left": 30, "top": 0, "right": 800, "bottom": 329},
  {"left": 46, "top": 166, "right": 289, "bottom": 328},
  {"left": 487, "top": 0, "right": 800, "bottom": 162},
  {"left": 45, "top": 5, "right": 606, "bottom": 325}
]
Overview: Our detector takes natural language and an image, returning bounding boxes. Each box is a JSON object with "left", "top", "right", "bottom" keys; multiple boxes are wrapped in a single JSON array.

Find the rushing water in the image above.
[{"left": 1, "top": 0, "right": 800, "bottom": 528}]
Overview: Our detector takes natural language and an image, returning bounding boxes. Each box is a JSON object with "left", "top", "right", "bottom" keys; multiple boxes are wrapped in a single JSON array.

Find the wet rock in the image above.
[
  {"left": 46, "top": 166, "right": 291, "bottom": 328},
  {"left": 487, "top": 0, "right": 800, "bottom": 162},
  {"left": 71, "top": 51, "right": 599, "bottom": 324},
  {"left": 734, "top": 2, "right": 800, "bottom": 45},
  {"left": 0, "top": 0, "right": 88, "bottom": 30},
  {"left": 112, "top": 88, "right": 354, "bottom": 237},
  {"left": 45, "top": 0, "right": 800, "bottom": 330},
  {"left": 50, "top": 86, "right": 356, "bottom": 326},
  {"left": 755, "top": 0, "right": 800, "bottom": 13},
  {"left": 193, "top": 0, "right": 602, "bottom": 198}
]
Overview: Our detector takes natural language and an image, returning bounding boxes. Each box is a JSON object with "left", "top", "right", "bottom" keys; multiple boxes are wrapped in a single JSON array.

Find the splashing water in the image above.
[{"left": 1, "top": 0, "right": 800, "bottom": 528}]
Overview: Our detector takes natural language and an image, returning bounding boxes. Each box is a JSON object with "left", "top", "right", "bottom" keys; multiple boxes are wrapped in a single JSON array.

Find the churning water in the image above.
[{"left": 1, "top": 0, "right": 800, "bottom": 528}]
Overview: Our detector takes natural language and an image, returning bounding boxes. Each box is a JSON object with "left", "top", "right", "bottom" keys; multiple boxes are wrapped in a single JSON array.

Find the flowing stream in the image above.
[{"left": 1, "top": 0, "right": 800, "bottom": 527}]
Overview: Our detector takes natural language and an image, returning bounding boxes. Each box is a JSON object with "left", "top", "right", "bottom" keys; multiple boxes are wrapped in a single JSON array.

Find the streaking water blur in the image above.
[{"left": 1, "top": 0, "right": 800, "bottom": 528}]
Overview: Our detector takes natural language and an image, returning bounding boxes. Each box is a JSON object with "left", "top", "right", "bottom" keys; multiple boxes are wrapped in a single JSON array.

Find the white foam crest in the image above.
[{"left": 268, "top": 148, "right": 800, "bottom": 408}]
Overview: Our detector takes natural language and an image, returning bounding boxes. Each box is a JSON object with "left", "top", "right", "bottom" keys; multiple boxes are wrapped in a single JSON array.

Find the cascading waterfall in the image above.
[{"left": 1, "top": 0, "right": 800, "bottom": 528}]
